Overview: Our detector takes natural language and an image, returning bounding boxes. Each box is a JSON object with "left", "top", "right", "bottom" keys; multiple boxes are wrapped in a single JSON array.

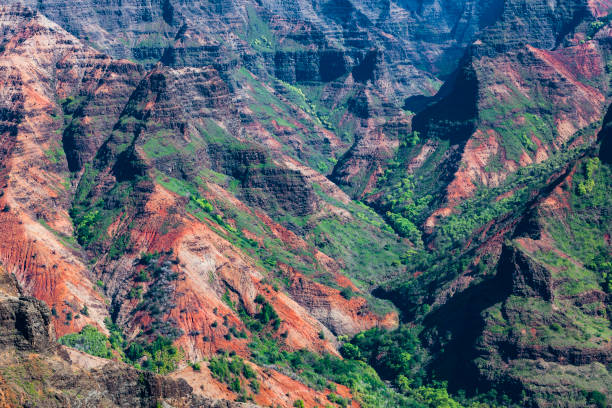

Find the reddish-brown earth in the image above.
[
  {"left": 0, "top": 7, "right": 400, "bottom": 406},
  {"left": 1, "top": 1, "right": 611, "bottom": 406}
]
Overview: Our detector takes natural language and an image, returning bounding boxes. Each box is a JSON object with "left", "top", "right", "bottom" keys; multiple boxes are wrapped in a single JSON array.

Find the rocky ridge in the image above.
[{"left": 0, "top": 0, "right": 611, "bottom": 407}]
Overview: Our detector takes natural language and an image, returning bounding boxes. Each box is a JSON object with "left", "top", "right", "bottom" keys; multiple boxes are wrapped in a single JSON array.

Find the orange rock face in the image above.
[
  {"left": 172, "top": 362, "right": 359, "bottom": 408},
  {"left": 0, "top": 6, "right": 143, "bottom": 336}
]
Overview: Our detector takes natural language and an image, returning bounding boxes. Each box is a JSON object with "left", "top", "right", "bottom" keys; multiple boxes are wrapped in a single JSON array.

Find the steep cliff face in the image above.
[
  {"left": 0, "top": 273, "right": 53, "bottom": 353},
  {"left": 471, "top": 155, "right": 612, "bottom": 406},
  {"left": 0, "top": 5, "right": 144, "bottom": 337},
  {"left": 7, "top": 0, "right": 506, "bottom": 201},
  {"left": 348, "top": 2, "right": 612, "bottom": 405},
  {"left": 417, "top": 108, "right": 612, "bottom": 406},
  {"left": 362, "top": 0, "right": 610, "bottom": 213},
  {"left": 16, "top": 0, "right": 501, "bottom": 94}
]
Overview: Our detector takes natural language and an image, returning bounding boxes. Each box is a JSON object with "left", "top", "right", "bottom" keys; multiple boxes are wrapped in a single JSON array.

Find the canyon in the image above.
[{"left": 0, "top": 0, "right": 610, "bottom": 407}]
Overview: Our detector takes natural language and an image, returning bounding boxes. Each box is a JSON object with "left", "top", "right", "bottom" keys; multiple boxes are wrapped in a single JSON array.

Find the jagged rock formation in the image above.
[
  {"left": 350, "top": 0, "right": 610, "bottom": 207},
  {"left": 0, "top": 273, "right": 53, "bottom": 352},
  {"left": 497, "top": 244, "right": 554, "bottom": 301},
  {"left": 16, "top": 0, "right": 502, "bottom": 95},
  {"left": 418, "top": 109, "right": 612, "bottom": 406}
]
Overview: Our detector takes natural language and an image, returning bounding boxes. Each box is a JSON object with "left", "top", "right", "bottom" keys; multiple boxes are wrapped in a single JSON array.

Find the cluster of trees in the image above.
[{"left": 59, "top": 321, "right": 182, "bottom": 374}]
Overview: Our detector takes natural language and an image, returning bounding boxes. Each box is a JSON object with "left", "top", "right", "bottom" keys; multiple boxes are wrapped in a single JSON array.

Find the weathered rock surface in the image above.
[
  {"left": 0, "top": 0, "right": 611, "bottom": 406},
  {"left": 420, "top": 138, "right": 612, "bottom": 406},
  {"left": 0, "top": 268, "right": 256, "bottom": 407},
  {"left": 497, "top": 244, "right": 554, "bottom": 301}
]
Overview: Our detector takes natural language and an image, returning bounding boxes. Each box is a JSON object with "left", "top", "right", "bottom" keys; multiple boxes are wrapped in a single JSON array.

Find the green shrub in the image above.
[
  {"left": 193, "top": 197, "right": 214, "bottom": 213},
  {"left": 577, "top": 158, "right": 600, "bottom": 195},
  {"left": 75, "top": 210, "right": 101, "bottom": 246},
  {"left": 209, "top": 355, "right": 231, "bottom": 382},
  {"left": 327, "top": 393, "right": 349, "bottom": 407},
  {"left": 339, "top": 343, "right": 361, "bottom": 360},
  {"left": 108, "top": 233, "right": 130, "bottom": 260},
  {"left": 136, "top": 270, "right": 149, "bottom": 282},
  {"left": 243, "top": 363, "right": 256, "bottom": 379},
  {"left": 249, "top": 379, "right": 260, "bottom": 394},
  {"left": 59, "top": 325, "right": 112, "bottom": 358},
  {"left": 230, "top": 377, "right": 242, "bottom": 393},
  {"left": 348, "top": 326, "right": 424, "bottom": 383},
  {"left": 257, "top": 301, "right": 278, "bottom": 324},
  {"left": 340, "top": 286, "right": 354, "bottom": 299},
  {"left": 584, "top": 390, "right": 607, "bottom": 408}
]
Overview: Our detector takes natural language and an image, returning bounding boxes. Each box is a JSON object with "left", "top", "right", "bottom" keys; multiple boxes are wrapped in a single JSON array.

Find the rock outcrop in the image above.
[
  {"left": 0, "top": 268, "right": 256, "bottom": 407},
  {"left": 0, "top": 271, "right": 53, "bottom": 352},
  {"left": 497, "top": 243, "right": 554, "bottom": 301},
  {"left": 420, "top": 140, "right": 612, "bottom": 406}
]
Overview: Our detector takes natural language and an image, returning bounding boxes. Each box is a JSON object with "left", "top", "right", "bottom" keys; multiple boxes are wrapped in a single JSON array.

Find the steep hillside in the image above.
[
  {"left": 422, "top": 130, "right": 612, "bottom": 405},
  {"left": 0, "top": 0, "right": 610, "bottom": 407},
  {"left": 0, "top": 267, "right": 255, "bottom": 407},
  {"left": 0, "top": 4, "right": 408, "bottom": 407},
  {"left": 371, "top": 0, "right": 611, "bottom": 309}
]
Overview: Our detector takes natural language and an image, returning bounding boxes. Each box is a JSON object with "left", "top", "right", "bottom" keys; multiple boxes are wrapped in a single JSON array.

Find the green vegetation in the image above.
[
  {"left": 108, "top": 232, "right": 130, "bottom": 260},
  {"left": 44, "top": 143, "right": 66, "bottom": 164},
  {"left": 237, "top": 294, "right": 281, "bottom": 333},
  {"left": 245, "top": 5, "right": 274, "bottom": 51},
  {"left": 233, "top": 68, "right": 340, "bottom": 173},
  {"left": 74, "top": 209, "right": 101, "bottom": 246},
  {"left": 58, "top": 325, "right": 114, "bottom": 359},
  {"left": 156, "top": 172, "right": 216, "bottom": 220},
  {"left": 341, "top": 326, "right": 520, "bottom": 408},
  {"left": 491, "top": 113, "right": 549, "bottom": 163},
  {"left": 548, "top": 155, "right": 611, "bottom": 294},
  {"left": 577, "top": 157, "right": 599, "bottom": 196},
  {"left": 586, "top": 14, "right": 610, "bottom": 40},
  {"left": 385, "top": 143, "right": 593, "bottom": 318},
  {"left": 123, "top": 335, "right": 182, "bottom": 374},
  {"left": 70, "top": 160, "right": 142, "bottom": 256},
  {"left": 477, "top": 73, "right": 557, "bottom": 163},
  {"left": 340, "top": 286, "right": 354, "bottom": 299},
  {"left": 142, "top": 136, "right": 179, "bottom": 159},
  {"left": 340, "top": 327, "right": 425, "bottom": 385},
  {"left": 38, "top": 218, "right": 78, "bottom": 249},
  {"left": 245, "top": 330, "right": 510, "bottom": 407},
  {"left": 197, "top": 119, "right": 235, "bottom": 146},
  {"left": 386, "top": 211, "right": 423, "bottom": 247},
  {"left": 59, "top": 95, "right": 88, "bottom": 114},
  {"left": 57, "top": 253, "right": 184, "bottom": 374},
  {"left": 248, "top": 335, "right": 414, "bottom": 406},
  {"left": 583, "top": 390, "right": 607, "bottom": 408},
  {"left": 46, "top": 19, "right": 612, "bottom": 407},
  {"left": 132, "top": 251, "right": 183, "bottom": 340},
  {"left": 58, "top": 318, "right": 183, "bottom": 375},
  {"left": 253, "top": 294, "right": 279, "bottom": 326},
  {"left": 209, "top": 353, "right": 257, "bottom": 401}
]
